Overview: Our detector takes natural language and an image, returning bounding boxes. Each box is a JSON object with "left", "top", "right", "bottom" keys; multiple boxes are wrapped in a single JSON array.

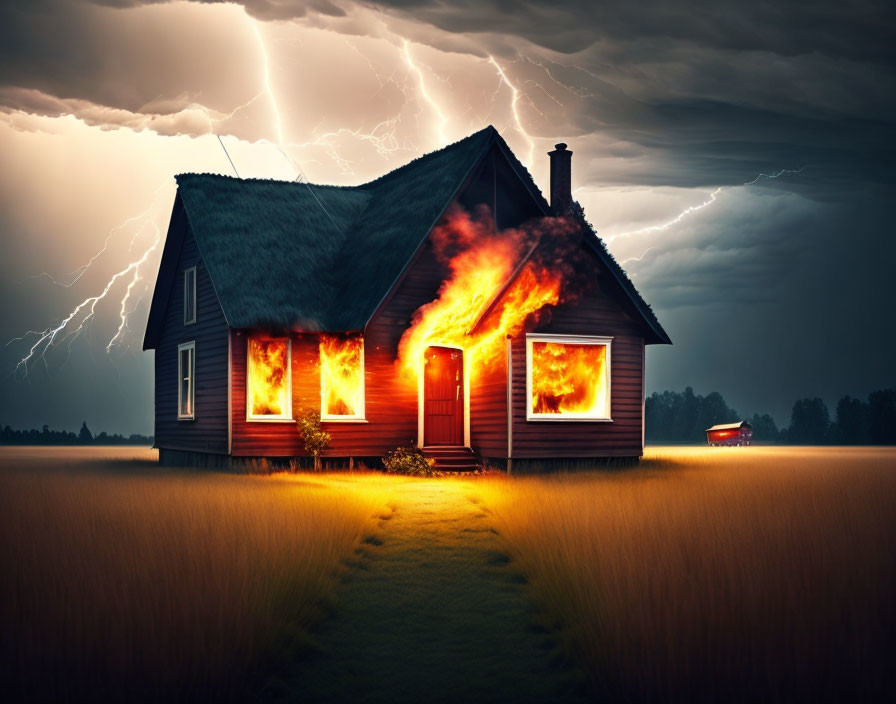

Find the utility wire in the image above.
[
  {"left": 217, "top": 135, "right": 240, "bottom": 178},
  {"left": 274, "top": 143, "right": 344, "bottom": 235}
]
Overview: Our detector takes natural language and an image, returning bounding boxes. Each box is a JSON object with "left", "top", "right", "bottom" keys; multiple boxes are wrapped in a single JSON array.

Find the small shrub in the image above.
[
  {"left": 297, "top": 409, "right": 330, "bottom": 471},
  {"left": 383, "top": 444, "right": 436, "bottom": 477}
]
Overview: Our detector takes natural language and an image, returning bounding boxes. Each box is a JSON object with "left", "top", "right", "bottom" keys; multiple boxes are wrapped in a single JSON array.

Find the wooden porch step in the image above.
[{"left": 422, "top": 446, "right": 481, "bottom": 472}]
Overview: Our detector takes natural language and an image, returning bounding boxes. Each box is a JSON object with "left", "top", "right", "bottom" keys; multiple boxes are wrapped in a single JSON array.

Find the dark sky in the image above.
[{"left": 1, "top": 0, "right": 894, "bottom": 433}]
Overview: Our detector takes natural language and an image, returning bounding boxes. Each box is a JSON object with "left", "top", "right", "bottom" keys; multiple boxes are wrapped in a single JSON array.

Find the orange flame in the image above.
[
  {"left": 320, "top": 335, "right": 364, "bottom": 417},
  {"left": 398, "top": 206, "right": 570, "bottom": 382},
  {"left": 531, "top": 341, "right": 609, "bottom": 416},
  {"left": 247, "top": 337, "right": 290, "bottom": 417}
]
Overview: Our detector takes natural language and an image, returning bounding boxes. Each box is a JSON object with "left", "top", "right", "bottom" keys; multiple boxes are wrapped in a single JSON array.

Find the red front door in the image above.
[{"left": 423, "top": 346, "right": 464, "bottom": 446}]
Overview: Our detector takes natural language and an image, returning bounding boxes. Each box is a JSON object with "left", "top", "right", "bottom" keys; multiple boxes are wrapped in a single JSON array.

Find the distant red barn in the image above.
[{"left": 706, "top": 421, "right": 753, "bottom": 446}]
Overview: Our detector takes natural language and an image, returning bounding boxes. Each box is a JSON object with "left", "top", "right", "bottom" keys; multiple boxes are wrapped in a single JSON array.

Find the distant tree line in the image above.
[
  {"left": 646, "top": 387, "right": 896, "bottom": 445},
  {"left": 0, "top": 422, "right": 153, "bottom": 446}
]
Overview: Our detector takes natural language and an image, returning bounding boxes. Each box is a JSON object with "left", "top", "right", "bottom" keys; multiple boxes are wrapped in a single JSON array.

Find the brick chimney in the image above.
[{"left": 548, "top": 142, "right": 572, "bottom": 215}]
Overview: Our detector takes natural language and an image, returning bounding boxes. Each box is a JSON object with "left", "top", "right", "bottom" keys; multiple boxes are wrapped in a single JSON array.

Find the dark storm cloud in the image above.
[
  {"left": 3, "top": 1, "right": 894, "bottom": 191},
  {"left": 147, "top": 0, "right": 895, "bottom": 61},
  {"left": 640, "top": 185, "right": 896, "bottom": 422},
  {"left": 587, "top": 101, "right": 896, "bottom": 189},
  {"left": 1, "top": 0, "right": 894, "bottom": 433},
  {"left": 0, "top": 1, "right": 262, "bottom": 125}
]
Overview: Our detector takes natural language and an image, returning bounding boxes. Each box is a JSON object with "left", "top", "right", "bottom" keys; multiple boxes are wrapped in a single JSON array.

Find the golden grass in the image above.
[
  {"left": 0, "top": 448, "right": 392, "bottom": 701},
  {"left": 479, "top": 447, "right": 896, "bottom": 702}
]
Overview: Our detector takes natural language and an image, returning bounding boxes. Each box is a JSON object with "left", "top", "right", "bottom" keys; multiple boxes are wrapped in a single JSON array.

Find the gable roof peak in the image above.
[{"left": 145, "top": 126, "right": 670, "bottom": 348}]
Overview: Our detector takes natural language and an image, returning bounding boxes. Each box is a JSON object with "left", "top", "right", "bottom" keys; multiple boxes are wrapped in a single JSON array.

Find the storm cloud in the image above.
[{"left": 1, "top": 0, "right": 894, "bottom": 432}]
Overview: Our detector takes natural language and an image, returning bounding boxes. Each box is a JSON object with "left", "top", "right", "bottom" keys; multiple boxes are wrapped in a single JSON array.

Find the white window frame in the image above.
[
  {"left": 183, "top": 266, "right": 197, "bottom": 326},
  {"left": 321, "top": 338, "right": 367, "bottom": 422},
  {"left": 525, "top": 333, "right": 613, "bottom": 422},
  {"left": 246, "top": 336, "right": 293, "bottom": 422},
  {"left": 177, "top": 341, "right": 195, "bottom": 420}
]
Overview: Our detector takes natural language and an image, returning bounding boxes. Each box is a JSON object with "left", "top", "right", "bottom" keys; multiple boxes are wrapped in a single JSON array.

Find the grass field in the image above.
[
  {"left": 481, "top": 447, "right": 896, "bottom": 702},
  {"left": 0, "top": 447, "right": 392, "bottom": 702},
  {"left": 2, "top": 446, "right": 894, "bottom": 702}
]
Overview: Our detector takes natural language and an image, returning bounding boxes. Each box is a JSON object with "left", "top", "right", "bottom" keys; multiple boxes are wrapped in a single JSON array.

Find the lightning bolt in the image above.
[
  {"left": 252, "top": 21, "right": 286, "bottom": 146},
  {"left": 743, "top": 166, "right": 805, "bottom": 186},
  {"left": 19, "top": 197, "right": 162, "bottom": 288},
  {"left": 403, "top": 39, "right": 448, "bottom": 147},
  {"left": 609, "top": 166, "right": 806, "bottom": 243},
  {"left": 7, "top": 191, "right": 166, "bottom": 377},
  {"left": 283, "top": 119, "right": 405, "bottom": 175},
  {"left": 610, "top": 166, "right": 807, "bottom": 268},
  {"left": 607, "top": 188, "right": 723, "bottom": 242},
  {"left": 278, "top": 37, "right": 450, "bottom": 177},
  {"left": 179, "top": 18, "right": 289, "bottom": 177},
  {"left": 11, "top": 238, "right": 160, "bottom": 378},
  {"left": 522, "top": 55, "right": 595, "bottom": 99},
  {"left": 106, "top": 222, "right": 162, "bottom": 352},
  {"left": 488, "top": 56, "right": 535, "bottom": 168},
  {"left": 7, "top": 53, "right": 275, "bottom": 373},
  {"left": 620, "top": 246, "right": 657, "bottom": 265}
]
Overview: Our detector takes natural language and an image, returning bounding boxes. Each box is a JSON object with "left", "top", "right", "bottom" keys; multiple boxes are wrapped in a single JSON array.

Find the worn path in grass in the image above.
[{"left": 265, "top": 479, "right": 582, "bottom": 703}]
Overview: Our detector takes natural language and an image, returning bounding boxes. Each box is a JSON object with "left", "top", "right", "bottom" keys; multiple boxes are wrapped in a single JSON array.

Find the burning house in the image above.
[{"left": 143, "top": 126, "right": 670, "bottom": 471}]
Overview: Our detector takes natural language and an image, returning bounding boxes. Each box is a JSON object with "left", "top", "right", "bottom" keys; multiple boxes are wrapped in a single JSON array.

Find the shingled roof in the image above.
[{"left": 145, "top": 125, "right": 670, "bottom": 347}]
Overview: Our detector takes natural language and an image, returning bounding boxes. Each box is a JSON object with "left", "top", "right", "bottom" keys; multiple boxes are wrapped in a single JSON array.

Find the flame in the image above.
[
  {"left": 320, "top": 335, "right": 364, "bottom": 417},
  {"left": 531, "top": 341, "right": 608, "bottom": 416},
  {"left": 247, "top": 337, "right": 290, "bottom": 417},
  {"left": 397, "top": 206, "right": 570, "bottom": 383}
]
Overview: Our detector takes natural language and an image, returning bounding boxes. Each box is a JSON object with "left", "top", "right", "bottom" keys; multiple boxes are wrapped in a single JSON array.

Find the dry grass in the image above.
[
  {"left": 0, "top": 447, "right": 392, "bottom": 702},
  {"left": 479, "top": 447, "right": 896, "bottom": 702}
]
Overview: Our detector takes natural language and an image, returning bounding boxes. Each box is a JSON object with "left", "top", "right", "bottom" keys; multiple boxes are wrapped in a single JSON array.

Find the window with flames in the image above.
[
  {"left": 320, "top": 335, "right": 365, "bottom": 421},
  {"left": 247, "top": 336, "right": 292, "bottom": 421},
  {"left": 526, "top": 334, "right": 612, "bottom": 421}
]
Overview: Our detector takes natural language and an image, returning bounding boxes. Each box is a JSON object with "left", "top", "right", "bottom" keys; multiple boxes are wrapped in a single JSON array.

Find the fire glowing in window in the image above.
[
  {"left": 247, "top": 337, "right": 292, "bottom": 421},
  {"left": 527, "top": 336, "right": 611, "bottom": 420},
  {"left": 320, "top": 335, "right": 365, "bottom": 420}
]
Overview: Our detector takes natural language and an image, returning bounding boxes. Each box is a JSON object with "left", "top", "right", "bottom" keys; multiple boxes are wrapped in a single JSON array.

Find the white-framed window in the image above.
[
  {"left": 246, "top": 336, "right": 293, "bottom": 422},
  {"left": 177, "top": 341, "right": 195, "bottom": 420},
  {"left": 320, "top": 335, "right": 366, "bottom": 421},
  {"left": 525, "top": 333, "right": 612, "bottom": 421},
  {"left": 184, "top": 266, "right": 197, "bottom": 325}
]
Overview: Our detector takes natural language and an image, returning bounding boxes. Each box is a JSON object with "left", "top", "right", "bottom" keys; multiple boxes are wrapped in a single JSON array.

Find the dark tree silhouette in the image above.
[
  {"left": 646, "top": 387, "right": 738, "bottom": 443},
  {"left": 785, "top": 398, "right": 831, "bottom": 444},
  {"left": 831, "top": 396, "right": 870, "bottom": 444},
  {"left": 868, "top": 389, "right": 896, "bottom": 444},
  {"left": 748, "top": 413, "right": 780, "bottom": 442},
  {"left": 1, "top": 424, "right": 152, "bottom": 445},
  {"left": 647, "top": 388, "right": 893, "bottom": 445},
  {"left": 78, "top": 422, "right": 93, "bottom": 444}
]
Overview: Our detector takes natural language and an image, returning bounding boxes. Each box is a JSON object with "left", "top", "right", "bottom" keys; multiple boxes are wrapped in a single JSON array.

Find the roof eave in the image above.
[
  {"left": 143, "top": 195, "right": 186, "bottom": 350},
  {"left": 581, "top": 235, "right": 672, "bottom": 345},
  {"left": 361, "top": 129, "right": 499, "bottom": 331}
]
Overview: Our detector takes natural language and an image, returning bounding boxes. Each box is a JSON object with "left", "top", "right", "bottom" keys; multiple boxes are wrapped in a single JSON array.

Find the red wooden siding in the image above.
[
  {"left": 470, "top": 355, "right": 508, "bottom": 458},
  {"left": 221, "top": 156, "right": 646, "bottom": 461},
  {"left": 230, "top": 230, "right": 647, "bottom": 459},
  {"left": 229, "top": 241, "right": 444, "bottom": 457},
  {"left": 507, "top": 275, "right": 646, "bottom": 458},
  {"left": 153, "top": 217, "right": 230, "bottom": 454}
]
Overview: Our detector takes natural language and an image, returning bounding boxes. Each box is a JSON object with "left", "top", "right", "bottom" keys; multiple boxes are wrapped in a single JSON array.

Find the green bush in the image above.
[
  {"left": 383, "top": 444, "right": 436, "bottom": 477},
  {"left": 297, "top": 409, "right": 330, "bottom": 471}
]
